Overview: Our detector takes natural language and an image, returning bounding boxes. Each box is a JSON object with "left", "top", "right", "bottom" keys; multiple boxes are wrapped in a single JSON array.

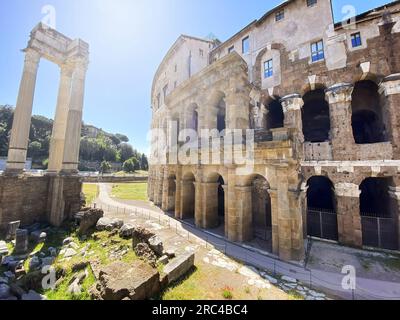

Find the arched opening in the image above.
[
  {"left": 181, "top": 172, "right": 195, "bottom": 221},
  {"left": 360, "top": 177, "right": 398, "bottom": 250},
  {"left": 217, "top": 98, "right": 226, "bottom": 132},
  {"left": 251, "top": 175, "right": 272, "bottom": 251},
  {"left": 204, "top": 173, "right": 226, "bottom": 236},
  {"left": 192, "top": 110, "right": 199, "bottom": 133},
  {"left": 302, "top": 89, "right": 331, "bottom": 143},
  {"left": 306, "top": 176, "right": 338, "bottom": 241},
  {"left": 167, "top": 174, "right": 176, "bottom": 212},
  {"left": 266, "top": 99, "right": 284, "bottom": 129},
  {"left": 352, "top": 81, "right": 386, "bottom": 144}
]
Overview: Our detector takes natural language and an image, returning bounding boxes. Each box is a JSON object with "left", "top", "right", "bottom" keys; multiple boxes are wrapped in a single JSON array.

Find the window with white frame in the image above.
[
  {"left": 351, "top": 32, "right": 362, "bottom": 48},
  {"left": 311, "top": 40, "right": 324, "bottom": 62},
  {"left": 264, "top": 59, "right": 273, "bottom": 78}
]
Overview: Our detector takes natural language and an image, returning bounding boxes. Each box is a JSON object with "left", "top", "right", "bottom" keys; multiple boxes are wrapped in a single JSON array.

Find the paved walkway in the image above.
[{"left": 95, "top": 183, "right": 400, "bottom": 300}]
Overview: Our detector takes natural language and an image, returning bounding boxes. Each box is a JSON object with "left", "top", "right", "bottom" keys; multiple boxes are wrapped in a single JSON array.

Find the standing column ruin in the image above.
[{"left": 6, "top": 49, "right": 41, "bottom": 173}]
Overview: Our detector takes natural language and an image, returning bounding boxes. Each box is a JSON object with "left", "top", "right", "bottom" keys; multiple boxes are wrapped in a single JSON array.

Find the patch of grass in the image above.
[
  {"left": 222, "top": 286, "right": 234, "bottom": 300},
  {"left": 161, "top": 266, "right": 211, "bottom": 300},
  {"left": 287, "top": 289, "right": 304, "bottom": 300},
  {"left": 111, "top": 183, "right": 148, "bottom": 201},
  {"left": 82, "top": 184, "right": 99, "bottom": 206}
]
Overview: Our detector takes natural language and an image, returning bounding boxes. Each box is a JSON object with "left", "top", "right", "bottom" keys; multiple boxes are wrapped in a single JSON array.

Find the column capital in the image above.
[
  {"left": 23, "top": 48, "right": 41, "bottom": 72},
  {"left": 280, "top": 94, "right": 304, "bottom": 112},
  {"left": 59, "top": 63, "right": 75, "bottom": 77},
  {"left": 379, "top": 74, "right": 400, "bottom": 96},
  {"left": 325, "top": 83, "right": 354, "bottom": 104},
  {"left": 334, "top": 182, "right": 361, "bottom": 197}
]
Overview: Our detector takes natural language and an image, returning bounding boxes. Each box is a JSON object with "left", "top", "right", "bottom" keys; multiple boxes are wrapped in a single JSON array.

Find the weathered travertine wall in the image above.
[
  {"left": 0, "top": 175, "right": 82, "bottom": 231},
  {"left": 149, "top": 0, "right": 400, "bottom": 261}
]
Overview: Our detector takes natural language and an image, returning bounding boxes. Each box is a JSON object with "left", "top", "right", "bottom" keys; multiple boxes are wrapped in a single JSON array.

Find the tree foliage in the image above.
[{"left": 0, "top": 105, "right": 148, "bottom": 171}]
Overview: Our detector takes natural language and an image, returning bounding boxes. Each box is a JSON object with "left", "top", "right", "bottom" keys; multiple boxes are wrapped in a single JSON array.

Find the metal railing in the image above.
[{"left": 91, "top": 201, "right": 400, "bottom": 300}]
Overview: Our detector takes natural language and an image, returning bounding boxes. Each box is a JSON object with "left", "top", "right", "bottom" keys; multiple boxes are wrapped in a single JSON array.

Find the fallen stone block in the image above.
[
  {"left": 21, "top": 290, "right": 47, "bottom": 300},
  {"left": 119, "top": 224, "right": 135, "bottom": 239},
  {"left": 75, "top": 208, "right": 104, "bottom": 235},
  {"left": 0, "top": 241, "right": 8, "bottom": 257},
  {"left": 15, "top": 229, "right": 28, "bottom": 254},
  {"left": 148, "top": 235, "right": 164, "bottom": 256},
  {"left": 163, "top": 252, "right": 195, "bottom": 285},
  {"left": 30, "top": 230, "right": 47, "bottom": 244},
  {"left": 97, "top": 261, "right": 160, "bottom": 300},
  {"left": 5, "top": 221, "right": 20, "bottom": 241},
  {"left": 96, "top": 217, "right": 124, "bottom": 231}
]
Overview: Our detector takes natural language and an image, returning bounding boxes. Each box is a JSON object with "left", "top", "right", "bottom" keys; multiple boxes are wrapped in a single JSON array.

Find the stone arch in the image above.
[
  {"left": 203, "top": 171, "right": 226, "bottom": 235},
  {"left": 253, "top": 43, "right": 285, "bottom": 88},
  {"left": 359, "top": 177, "right": 399, "bottom": 250},
  {"left": 351, "top": 80, "right": 387, "bottom": 144},
  {"left": 302, "top": 88, "right": 331, "bottom": 143},
  {"left": 181, "top": 171, "right": 196, "bottom": 220},
  {"left": 306, "top": 176, "right": 338, "bottom": 241},
  {"left": 206, "top": 90, "right": 227, "bottom": 132},
  {"left": 262, "top": 96, "right": 284, "bottom": 130}
]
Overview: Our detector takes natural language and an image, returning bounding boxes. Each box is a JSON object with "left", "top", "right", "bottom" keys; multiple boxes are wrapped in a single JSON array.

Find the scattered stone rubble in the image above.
[{"left": 0, "top": 212, "right": 196, "bottom": 301}]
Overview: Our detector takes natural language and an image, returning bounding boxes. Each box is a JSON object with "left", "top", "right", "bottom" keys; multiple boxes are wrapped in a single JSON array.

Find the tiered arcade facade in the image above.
[{"left": 149, "top": 0, "right": 400, "bottom": 261}]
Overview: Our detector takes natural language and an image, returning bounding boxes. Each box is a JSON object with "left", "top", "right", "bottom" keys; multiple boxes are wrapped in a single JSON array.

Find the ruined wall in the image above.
[{"left": 0, "top": 175, "right": 82, "bottom": 231}]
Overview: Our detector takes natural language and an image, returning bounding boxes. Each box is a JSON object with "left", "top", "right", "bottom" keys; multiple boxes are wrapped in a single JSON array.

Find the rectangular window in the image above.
[
  {"left": 199, "top": 49, "right": 204, "bottom": 57},
  {"left": 307, "top": 0, "right": 317, "bottom": 7},
  {"left": 228, "top": 46, "right": 235, "bottom": 54},
  {"left": 242, "top": 37, "right": 250, "bottom": 54},
  {"left": 264, "top": 59, "right": 273, "bottom": 78},
  {"left": 311, "top": 40, "right": 324, "bottom": 62},
  {"left": 351, "top": 32, "right": 362, "bottom": 48},
  {"left": 275, "top": 10, "right": 284, "bottom": 21},
  {"left": 174, "top": 64, "right": 177, "bottom": 72}
]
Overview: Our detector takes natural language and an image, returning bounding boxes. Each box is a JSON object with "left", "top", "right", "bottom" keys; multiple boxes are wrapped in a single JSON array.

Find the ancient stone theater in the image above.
[{"left": 148, "top": 0, "right": 400, "bottom": 261}]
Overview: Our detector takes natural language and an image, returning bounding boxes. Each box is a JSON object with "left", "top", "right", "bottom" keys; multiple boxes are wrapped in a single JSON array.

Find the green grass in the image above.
[
  {"left": 111, "top": 183, "right": 148, "bottom": 201},
  {"left": 82, "top": 184, "right": 99, "bottom": 205},
  {"left": 222, "top": 286, "right": 234, "bottom": 300},
  {"left": 287, "top": 289, "right": 304, "bottom": 300},
  {"left": 114, "top": 170, "right": 148, "bottom": 177}
]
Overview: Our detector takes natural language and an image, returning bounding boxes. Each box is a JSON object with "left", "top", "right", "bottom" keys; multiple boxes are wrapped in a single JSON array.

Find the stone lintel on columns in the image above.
[
  {"left": 379, "top": 74, "right": 400, "bottom": 96},
  {"left": 325, "top": 83, "right": 354, "bottom": 104},
  {"left": 334, "top": 182, "right": 361, "bottom": 198},
  {"left": 280, "top": 94, "right": 303, "bottom": 113}
]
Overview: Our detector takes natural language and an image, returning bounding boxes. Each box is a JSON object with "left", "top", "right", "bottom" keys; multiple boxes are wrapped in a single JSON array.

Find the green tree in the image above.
[
  {"left": 119, "top": 143, "right": 134, "bottom": 162},
  {"left": 140, "top": 153, "right": 149, "bottom": 171},
  {"left": 100, "top": 160, "right": 111, "bottom": 174}
]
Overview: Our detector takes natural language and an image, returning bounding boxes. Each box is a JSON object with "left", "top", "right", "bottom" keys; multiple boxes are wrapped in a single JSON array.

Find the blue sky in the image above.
[{"left": 0, "top": 0, "right": 394, "bottom": 154}]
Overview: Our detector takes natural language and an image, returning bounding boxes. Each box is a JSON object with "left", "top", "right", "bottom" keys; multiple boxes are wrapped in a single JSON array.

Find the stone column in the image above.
[
  {"left": 154, "top": 172, "right": 163, "bottom": 207},
  {"left": 194, "top": 180, "right": 203, "bottom": 227},
  {"left": 6, "top": 49, "right": 41, "bottom": 173},
  {"left": 48, "top": 64, "right": 74, "bottom": 173},
  {"left": 61, "top": 59, "right": 88, "bottom": 173},
  {"left": 269, "top": 190, "right": 279, "bottom": 255},
  {"left": 174, "top": 170, "right": 182, "bottom": 218},
  {"left": 202, "top": 182, "right": 219, "bottom": 229},
  {"left": 325, "top": 83, "right": 354, "bottom": 160},
  {"left": 388, "top": 186, "right": 400, "bottom": 250},
  {"left": 335, "top": 182, "right": 362, "bottom": 247},
  {"left": 273, "top": 166, "right": 304, "bottom": 261},
  {"left": 235, "top": 186, "right": 253, "bottom": 242},
  {"left": 379, "top": 74, "right": 400, "bottom": 158},
  {"left": 161, "top": 171, "right": 169, "bottom": 211},
  {"left": 226, "top": 169, "right": 238, "bottom": 241},
  {"left": 280, "top": 94, "right": 304, "bottom": 158}
]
